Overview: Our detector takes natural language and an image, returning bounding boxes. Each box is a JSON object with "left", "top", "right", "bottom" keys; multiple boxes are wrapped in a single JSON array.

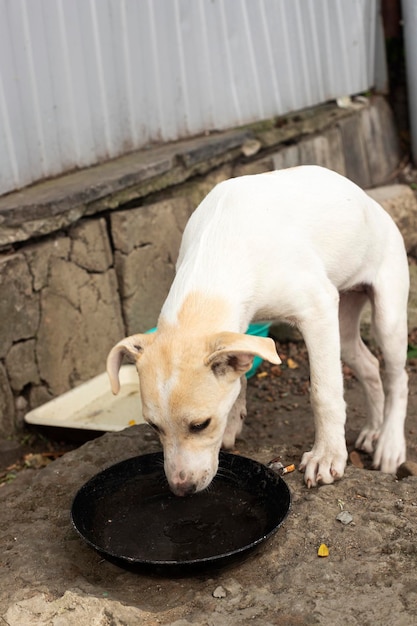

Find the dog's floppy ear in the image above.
[
  {"left": 205, "top": 332, "right": 281, "bottom": 378},
  {"left": 106, "top": 333, "right": 155, "bottom": 394}
]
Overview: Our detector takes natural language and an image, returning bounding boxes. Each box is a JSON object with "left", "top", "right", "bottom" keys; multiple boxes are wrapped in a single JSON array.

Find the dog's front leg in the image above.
[
  {"left": 222, "top": 376, "right": 247, "bottom": 449},
  {"left": 298, "top": 291, "right": 348, "bottom": 487}
]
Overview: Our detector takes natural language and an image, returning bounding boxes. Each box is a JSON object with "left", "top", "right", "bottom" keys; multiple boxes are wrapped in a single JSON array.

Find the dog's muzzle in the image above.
[{"left": 167, "top": 468, "right": 214, "bottom": 497}]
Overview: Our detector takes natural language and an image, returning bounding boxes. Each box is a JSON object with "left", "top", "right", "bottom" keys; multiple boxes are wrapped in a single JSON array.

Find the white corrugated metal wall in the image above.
[
  {"left": 0, "top": 0, "right": 384, "bottom": 197},
  {"left": 402, "top": 0, "right": 417, "bottom": 165}
]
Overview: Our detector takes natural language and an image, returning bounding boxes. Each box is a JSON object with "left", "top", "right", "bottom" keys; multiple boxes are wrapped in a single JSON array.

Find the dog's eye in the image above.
[{"left": 189, "top": 418, "right": 211, "bottom": 433}]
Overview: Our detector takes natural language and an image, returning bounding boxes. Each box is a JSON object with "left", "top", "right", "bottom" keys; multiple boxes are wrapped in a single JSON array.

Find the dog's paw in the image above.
[
  {"left": 355, "top": 427, "right": 380, "bottom": 455},
  {"left": 372, "top": 429, "right": 406, "bottom": 474},
  {"left": 299, "top": 446, "right": 347, "bottom": 488}
]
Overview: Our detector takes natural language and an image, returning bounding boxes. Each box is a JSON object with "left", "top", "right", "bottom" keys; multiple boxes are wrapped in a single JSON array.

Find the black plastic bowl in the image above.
[{"left": 71, "top": 451, "right": 291, "bottom": 575}]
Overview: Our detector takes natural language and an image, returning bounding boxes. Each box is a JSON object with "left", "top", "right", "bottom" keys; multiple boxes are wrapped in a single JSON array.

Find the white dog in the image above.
[{"left": 107, "top": 166, "right": 409, "bottom": 495}]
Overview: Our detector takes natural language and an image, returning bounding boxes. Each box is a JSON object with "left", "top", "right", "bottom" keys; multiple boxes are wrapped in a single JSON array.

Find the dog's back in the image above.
[{"left": 164, "top": 166, "right": 404, "bottom": 323}]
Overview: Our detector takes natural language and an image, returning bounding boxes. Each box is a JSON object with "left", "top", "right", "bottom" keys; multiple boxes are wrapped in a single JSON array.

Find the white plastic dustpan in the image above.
[{"left": 25, "top": 365, "right": 144, "bottom": 432}]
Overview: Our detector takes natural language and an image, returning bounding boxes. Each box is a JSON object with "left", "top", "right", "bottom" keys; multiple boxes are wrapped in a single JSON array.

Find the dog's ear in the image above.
[
  {"left": 106, "top": 333, "right": 155, "bottom": 394},
  {"left": 205, "top": 332, "right": 281, "bottom": 378}
]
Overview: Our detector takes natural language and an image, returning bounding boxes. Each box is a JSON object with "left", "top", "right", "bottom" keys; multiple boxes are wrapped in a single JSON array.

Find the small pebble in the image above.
[
  {"left": 212, "top": 585, "right": 227, "bottom": 599},
  {"left": 349, "top": 450, "right": 364, "bottom": 469},
  {"left": 241, "top": 138, "right": 261, "bottom": 157},
  {"left": 336, "top": 510, "right": 353, "bottom": 525},
  {"left": 396, "top": 461, "right": 417, "bottom": 479}
]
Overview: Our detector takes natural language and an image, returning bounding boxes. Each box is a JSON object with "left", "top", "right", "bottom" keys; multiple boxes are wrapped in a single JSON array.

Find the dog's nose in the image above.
[
  {"left": 171, "top": 474, "right": 197, "bottom": 497},
  {"left": 174, "top": 483, "right": 197, "bottom": 497}
]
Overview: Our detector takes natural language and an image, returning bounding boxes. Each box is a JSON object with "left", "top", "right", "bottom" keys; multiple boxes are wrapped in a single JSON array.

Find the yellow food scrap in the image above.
[
  {"left": 287, "top": 358, "right": 299, "bottom": 369},
  {"left": 317, "top": 543, "right": 329, "bottom": 558},
  {"left": 128, "top": 420, "right": 136, "bottom": 426},
  {"left": 256, "top": 371, "right": 268, "bottom": 379}
]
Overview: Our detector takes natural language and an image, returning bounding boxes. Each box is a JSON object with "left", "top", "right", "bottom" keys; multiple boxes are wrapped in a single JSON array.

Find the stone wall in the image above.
[{"left": 0, "top": 96, "right": 405, "bottom": 435}]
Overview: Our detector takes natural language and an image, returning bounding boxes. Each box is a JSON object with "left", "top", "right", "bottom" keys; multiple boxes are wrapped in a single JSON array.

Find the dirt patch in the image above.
[{"left": 0, "top": 430, "right": 78, "bottom": 485}]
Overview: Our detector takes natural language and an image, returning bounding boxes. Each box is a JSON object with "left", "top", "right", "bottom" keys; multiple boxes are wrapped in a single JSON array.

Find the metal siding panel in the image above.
[
  {"left": 0, "top": 0, "right": 382, "bottom": 196},
  {"left": 255, "top": 0, "right": 284, "bottom": 115},
  {"left": 147, "top": 0, "right": 178, "bottom": 141},
  {"left": 223, "top": 0, "right": 266, "bottom": 122},
  {"left": 402, "top": 0, "right": 417, "bottom": 163},
  {"left": 209, "top": 0, "right": 244, "bottom": 125},
  {"left": 41, "top": 0, "right": 77, "bottom": 168},
  {"left": 85, "top": 0, "right": 113, "bottom": 157},
  {"left": 0, "top": 2, "right": 20, "bottom": 189},
  {"left": 56, "top": 0, "right": 97, "bottom": 167},
  {"left": 192, "top": 0, "right": 217, "bottom": 130},
  {"left": 266, "top": 1, "right": 298, "bottom": 111},
  {"left": 29, "top": 0, "right": 63, "bottom": 176},
  {"left": 125, "top": 0, "right": 158, "bottom": 146},
  {"left": 3, "top": 0, "right": 44, "bottom": 186}
]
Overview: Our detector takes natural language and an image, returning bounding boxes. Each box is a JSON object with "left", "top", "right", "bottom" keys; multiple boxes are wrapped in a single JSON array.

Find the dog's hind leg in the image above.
[
  {"left": 339, "top": 290, "right": 385, "bottom": 454},
  {"left": 367, "top": 257, "right": 409, "bottom": 473}
]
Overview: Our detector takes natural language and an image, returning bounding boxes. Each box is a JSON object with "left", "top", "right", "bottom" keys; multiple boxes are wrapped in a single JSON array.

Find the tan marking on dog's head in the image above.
[{"left": 159, "top": 292, "right": 234, "bottom": 335}]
